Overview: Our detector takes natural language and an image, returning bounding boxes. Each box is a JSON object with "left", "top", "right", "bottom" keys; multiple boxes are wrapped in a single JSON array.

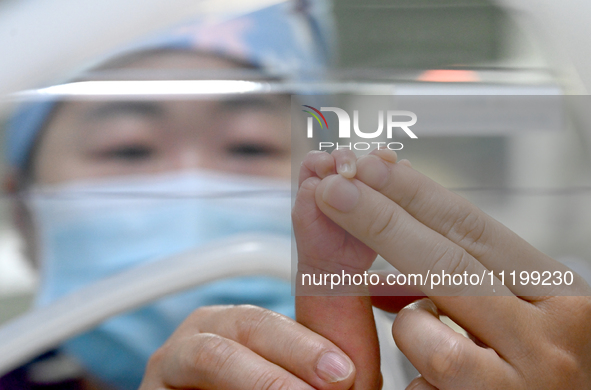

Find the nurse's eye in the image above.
[
  {"left": 99, "top": 145, "right": 155, "bottom": 161},
  {"left": 226, "top": 143, "right": 283, "bottom": 158}
]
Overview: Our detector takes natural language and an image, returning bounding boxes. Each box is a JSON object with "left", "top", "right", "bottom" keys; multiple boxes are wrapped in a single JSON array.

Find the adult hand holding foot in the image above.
[
  {"left": 294, "top": 148, "right": 591, "bottom": 389},
  {"left": 139, "top": 304, "right": 358, "bottom": 390}
]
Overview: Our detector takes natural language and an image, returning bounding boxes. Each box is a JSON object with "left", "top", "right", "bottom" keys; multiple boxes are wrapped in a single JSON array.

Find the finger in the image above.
[
  {"left": 185, "top": 305, "right": 356, "bottom": 389},
  {"left": 155, "top": 332, "right": 316, "bottom": 390},
  {"left": 331, "top": 149, "right": 357, "bottom": 178},
  {"left": 369, "top": 147, "right": 398, "bottom": 164},
  {"left": 406, "top": 376, "right": 438, "bottom": 390},
  {"left": 299, "top": 151, "right": 336, "bottom": 187},
  {"left": 315, "top": 173, "right": 509, "bottom": 298},
  {"left": 355, "top": 153, "right": 590, "bottom": 297},
  {"left": 314, "top": 174, "right": 540, "bottom": 353},
  {"left": 393, "top": 299, "right": 519, "bottom": 390}
]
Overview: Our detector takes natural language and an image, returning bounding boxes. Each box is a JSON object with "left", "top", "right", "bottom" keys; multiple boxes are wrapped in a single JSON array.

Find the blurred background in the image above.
[{"left": 2, "top": 0, "right": 591, "bottom": 324}]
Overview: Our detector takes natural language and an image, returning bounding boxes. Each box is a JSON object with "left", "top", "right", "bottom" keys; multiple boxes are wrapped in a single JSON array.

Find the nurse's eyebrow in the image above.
[{"left": 84, "top": 101, "right": 164, "bottom": 120}]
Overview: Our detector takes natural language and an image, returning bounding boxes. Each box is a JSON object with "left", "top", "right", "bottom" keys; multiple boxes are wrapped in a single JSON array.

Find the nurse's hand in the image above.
[
  {"left": 312, "top": 148, "right": 591, "bottom": 389},
  {"left": 138, "top": 305, "right": 356, "bottom": 390}
]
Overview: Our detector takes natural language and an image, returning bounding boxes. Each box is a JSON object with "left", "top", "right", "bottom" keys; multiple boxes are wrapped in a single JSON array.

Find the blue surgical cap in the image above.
[{"left": 5, "top": 0, "right": 330, "bottom": 170}]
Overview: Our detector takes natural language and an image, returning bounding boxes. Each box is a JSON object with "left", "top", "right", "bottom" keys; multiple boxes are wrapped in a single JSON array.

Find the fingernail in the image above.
[
  {"left": 414, "top": 298, "right": 438, "bottom": 316},
  {"left": 398, "top": 159, "right": 412, "bottom": 168},
  {"left": 337, "top": 161, "right": 356, "bottom": 179},
  {"left": 407, "top": 376, "right": 433, "bottom": 390},
  {"left": 356, "top": 155, "right": 389, "bottom": 189},
  {"left": 316, "top": 352, "right": 354, "bottom": 383},
  {"left": 322, "top": 175, "right": 360, "bottom": 212},
  {"left": 370, "top": 147, "right": 398, "bottom": 163}
]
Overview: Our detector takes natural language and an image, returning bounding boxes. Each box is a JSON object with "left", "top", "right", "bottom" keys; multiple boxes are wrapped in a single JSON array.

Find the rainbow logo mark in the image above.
[{"left": 302, "top": 105, "right": 328, "bottom": 130}]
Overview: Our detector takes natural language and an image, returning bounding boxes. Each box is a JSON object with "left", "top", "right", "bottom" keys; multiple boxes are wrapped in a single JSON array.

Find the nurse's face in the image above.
[{"left": 31, "top": 51, "right": 294, "bottom": 184}]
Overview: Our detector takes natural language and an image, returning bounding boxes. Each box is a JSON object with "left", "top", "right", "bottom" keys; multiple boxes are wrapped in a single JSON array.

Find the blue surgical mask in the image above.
[{"left": 26, "top": 170, "right": 295, "bottom": 390}]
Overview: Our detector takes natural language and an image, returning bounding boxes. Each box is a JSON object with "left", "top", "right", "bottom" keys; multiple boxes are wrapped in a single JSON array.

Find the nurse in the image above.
[{"left": 2, "top": 3, "right": 360, "bottom": 390}]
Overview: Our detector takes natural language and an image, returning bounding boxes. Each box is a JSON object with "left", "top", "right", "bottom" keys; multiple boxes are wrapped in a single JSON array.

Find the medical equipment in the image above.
[{"left": 0, "top": 234, "right": 293, "bottom": 375}]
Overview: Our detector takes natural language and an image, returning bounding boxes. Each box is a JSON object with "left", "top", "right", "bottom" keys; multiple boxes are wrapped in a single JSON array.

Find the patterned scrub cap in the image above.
[{"left": 5, "top": 0, "right": 331, "bottom": 170}]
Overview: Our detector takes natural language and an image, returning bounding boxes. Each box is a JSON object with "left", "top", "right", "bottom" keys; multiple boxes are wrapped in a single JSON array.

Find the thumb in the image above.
[{"left": 296, "top": 296, "right": 381, "bottom": 390}]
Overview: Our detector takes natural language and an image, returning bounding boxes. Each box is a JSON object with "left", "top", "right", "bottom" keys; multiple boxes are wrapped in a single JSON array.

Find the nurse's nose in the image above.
[{"left": 175, "top": 148, "right": 204, "bottom": 170}]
